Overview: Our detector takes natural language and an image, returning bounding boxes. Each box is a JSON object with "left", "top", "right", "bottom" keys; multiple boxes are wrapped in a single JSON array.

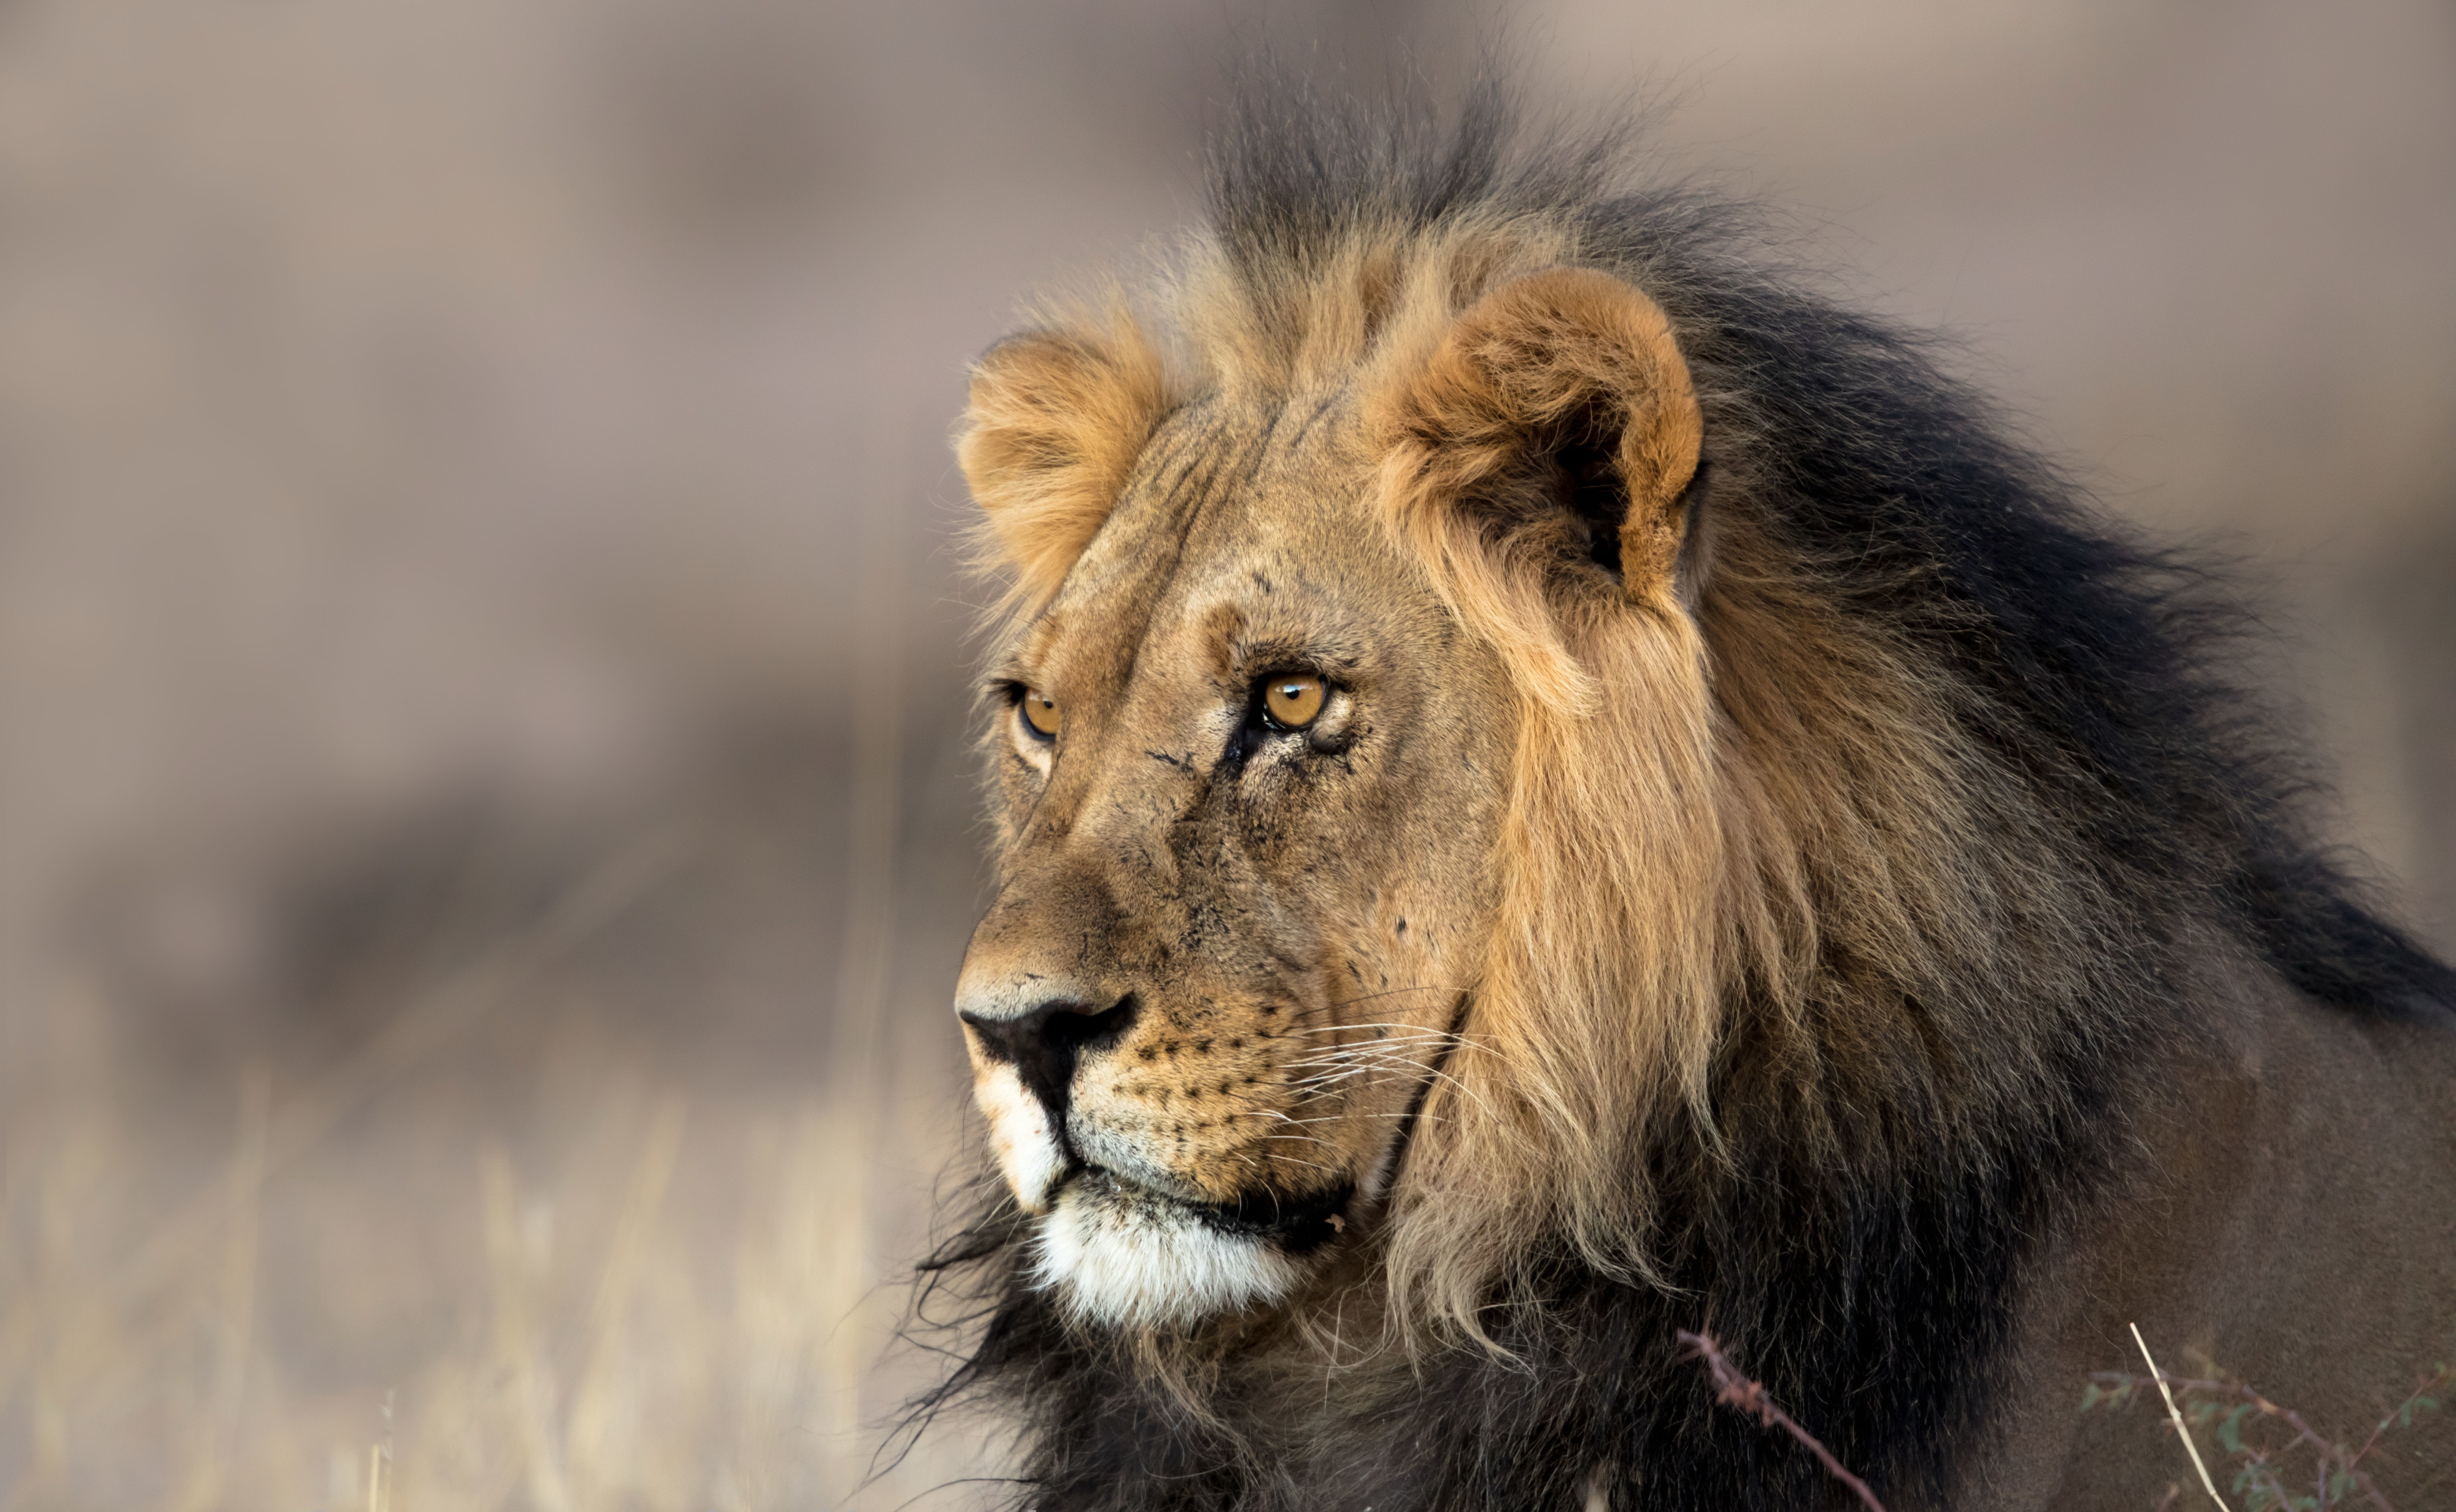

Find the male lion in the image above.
[{"left": 922, "top": 86, "right": 2456, "bottom": 1510}]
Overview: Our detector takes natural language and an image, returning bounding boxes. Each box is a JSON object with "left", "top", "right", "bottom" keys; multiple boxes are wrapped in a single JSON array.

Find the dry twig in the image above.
[
  {"left": 2132, "top": 1323, "right": 2231, "bottom": 1511},
  {"left": 1676, "top": 1329, "right": 1888, "bottom": 1512}
]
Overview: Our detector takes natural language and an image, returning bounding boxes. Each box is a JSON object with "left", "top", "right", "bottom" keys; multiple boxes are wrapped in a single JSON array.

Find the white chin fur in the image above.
[{"left": 1034, "top": 1178, "right": 1302, "bottom": 1328}]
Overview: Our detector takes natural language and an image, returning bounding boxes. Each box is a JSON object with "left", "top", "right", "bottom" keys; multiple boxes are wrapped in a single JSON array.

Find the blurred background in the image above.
[{"left": 0, "top": 0, "right": 2449, "bottom": 1506}]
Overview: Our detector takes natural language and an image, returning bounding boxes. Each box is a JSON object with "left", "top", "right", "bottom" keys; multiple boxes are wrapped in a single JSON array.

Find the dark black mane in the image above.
[{"left": 905, "top": 80, "right": 2452, "bottom": 1512}]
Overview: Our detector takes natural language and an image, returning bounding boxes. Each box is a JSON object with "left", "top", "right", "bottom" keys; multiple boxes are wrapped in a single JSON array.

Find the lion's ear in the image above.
[
  {"left": 956, "top": 315, "right": 1171, "bottom": 605},
  {"left": 1371, "top": 267, "right": 1703, "bottom": 606}
]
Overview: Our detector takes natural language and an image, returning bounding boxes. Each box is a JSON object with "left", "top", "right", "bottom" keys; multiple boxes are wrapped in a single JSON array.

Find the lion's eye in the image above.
[
  {"left": 1260, "top": 673, "right": 1325, "bottom": 731},
  {"left": 1020, "top": 688, "right": 1061, "bottom": 740}
]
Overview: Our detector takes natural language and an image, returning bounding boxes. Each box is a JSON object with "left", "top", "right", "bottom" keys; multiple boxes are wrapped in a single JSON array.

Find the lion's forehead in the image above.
[{"left": 1031, "top": 391, "right": 1390, "bottom": 710}]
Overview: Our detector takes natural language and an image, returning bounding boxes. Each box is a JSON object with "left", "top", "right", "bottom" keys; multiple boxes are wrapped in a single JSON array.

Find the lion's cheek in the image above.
[{"left": 973, "top": 1064, "right": 1064, "bottom": 1214}]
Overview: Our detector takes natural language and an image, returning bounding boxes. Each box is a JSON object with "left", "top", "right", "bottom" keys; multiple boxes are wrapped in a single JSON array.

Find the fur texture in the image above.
[
  {"left": 958, "top": 300, "right": 1173, "bottom": 614},
  {"left": 917, "top": 79, "right": 2456, "bottom": 1511}
]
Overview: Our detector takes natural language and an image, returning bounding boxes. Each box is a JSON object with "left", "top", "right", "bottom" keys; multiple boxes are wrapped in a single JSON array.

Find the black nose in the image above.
[{"left": 961, "top": 995, "right": 1139, "bottom": 1120}]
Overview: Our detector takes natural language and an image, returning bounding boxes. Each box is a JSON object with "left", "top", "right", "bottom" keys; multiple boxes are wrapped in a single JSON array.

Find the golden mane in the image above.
[{"left": 956, "top": 208, "right": 2119, "bottom": 1337}]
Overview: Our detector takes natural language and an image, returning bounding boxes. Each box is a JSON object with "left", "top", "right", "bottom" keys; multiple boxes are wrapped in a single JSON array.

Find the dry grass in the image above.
[
  {"left": 0, "top": 800, "right": 990, "bottom": 1510},
  {"left": 0, "top": 1028, "right": 985, "bottom": 1510},
  {"left": 0, "top": 1046, "right": 988, "bottom": 1510}
]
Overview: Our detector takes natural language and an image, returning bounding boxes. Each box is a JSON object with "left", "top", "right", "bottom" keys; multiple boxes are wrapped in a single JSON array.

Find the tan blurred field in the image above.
[{"left": 0, "top": 1, "right": 2449, "bottom": 1507}]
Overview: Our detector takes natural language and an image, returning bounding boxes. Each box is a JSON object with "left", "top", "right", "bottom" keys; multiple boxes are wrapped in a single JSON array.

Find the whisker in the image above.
[
  {"left": 1283, "top": 1046, "right": 1459, "bottom": 1074},
  {"left": 1287, "top": 1050, "right": 1495, "bottom": 1121},
  {"left": 1247, "top": 1145, "right": 1344, "bottom": 1177},
  {"left": 1323, "top": 985, "right": 1454, "bottom": 1011},
  {"left": 1282, "top": 1019, "right": 1469, "bottom": 1039},
  {"left": 1280, "top": 1037, "right": 1469, "bottom": 1064},
  {"left": 1283, "top": 1047, "right": 1454, "bottom": 1071},
  {"left": 1251, "top": 1110, "right": 1419, "bottom": 1129}
]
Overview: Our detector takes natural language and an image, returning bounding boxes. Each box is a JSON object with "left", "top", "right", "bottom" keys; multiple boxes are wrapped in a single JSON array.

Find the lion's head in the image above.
[
  {"left": 946, "top": 173, "right": 2022, "bottom": 1334},
  {"left": 952, "top": 250, "right": 1721, "bottom": 1328}
]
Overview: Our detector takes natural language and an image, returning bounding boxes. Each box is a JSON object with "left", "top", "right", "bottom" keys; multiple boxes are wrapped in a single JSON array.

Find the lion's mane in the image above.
[{"left": 905, "top": 79, "right": 2454, "bottom": 1511}]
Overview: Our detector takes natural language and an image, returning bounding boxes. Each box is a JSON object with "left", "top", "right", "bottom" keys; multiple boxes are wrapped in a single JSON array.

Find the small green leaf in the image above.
[
  {"left": 2079, "top": 1382, "right": 2101, "bottom": 1412},
  {"left": 2217, "top": 1402, "right": 2254, "bottom": 1454}
]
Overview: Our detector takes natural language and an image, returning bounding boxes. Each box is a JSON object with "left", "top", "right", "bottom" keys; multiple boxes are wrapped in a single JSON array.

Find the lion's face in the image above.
[
  {"left": 953, "top": 266, "right": 1707, "bottom": 1329},
  {"left": 956, "top": 392, "right": 1512, "bottom": 1326}
]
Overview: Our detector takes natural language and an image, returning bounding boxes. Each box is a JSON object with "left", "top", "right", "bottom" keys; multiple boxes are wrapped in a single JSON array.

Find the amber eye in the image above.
[
  {"left": 1019, "top": 688, "right": 1061, "bottom": 740},
  {"left": 1260, "top": 673, "right": 1325, "bottom": 731}
]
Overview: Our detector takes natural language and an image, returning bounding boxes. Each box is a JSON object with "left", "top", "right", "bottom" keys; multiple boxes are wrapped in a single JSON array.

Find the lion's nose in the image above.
[{"left": 960, "top": 995, "right": 1140, "bottom": 1117}]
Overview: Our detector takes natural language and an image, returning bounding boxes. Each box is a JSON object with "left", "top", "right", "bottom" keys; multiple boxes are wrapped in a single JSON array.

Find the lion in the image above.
[{"left": 917, "top": 84, "right": 2456, "bottom": 1510}]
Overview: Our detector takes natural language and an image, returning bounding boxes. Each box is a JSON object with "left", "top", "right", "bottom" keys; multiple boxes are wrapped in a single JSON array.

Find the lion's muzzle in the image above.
[
  {"left": 959, "top": 992, "right": 1138, "bottom": 1136},
  {"left": 955, "top": 947, "right": 1357, "bottom": 1327}
]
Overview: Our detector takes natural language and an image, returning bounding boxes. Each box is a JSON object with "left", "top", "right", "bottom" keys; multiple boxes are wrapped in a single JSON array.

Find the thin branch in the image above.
[
  {"left": 1676, "top": 1330, "right": 1887, "bottom": 1512},
  {"left": 2133, "top": 1323, "right": 2233, "bottom": 1512},
  {"left": 2349, "top": 1363, "right": 2452, "bottom": 1477}
]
